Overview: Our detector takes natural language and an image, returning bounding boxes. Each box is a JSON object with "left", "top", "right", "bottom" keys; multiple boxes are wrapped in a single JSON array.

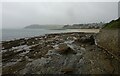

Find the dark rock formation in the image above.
[
  {"left": 55, "top": 43, "right": 76, "bottom": 54},
  {"left": 61, "top": 67, "right": 75, "bottom": 74},
  {"left": 78, "top": 35, "right": 95, "bottom": 45}
]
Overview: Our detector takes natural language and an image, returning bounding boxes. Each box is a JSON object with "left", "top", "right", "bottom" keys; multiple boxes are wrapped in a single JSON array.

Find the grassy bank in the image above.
[{"left": 103, "top": 18, "right": 120, "bottom": 29}]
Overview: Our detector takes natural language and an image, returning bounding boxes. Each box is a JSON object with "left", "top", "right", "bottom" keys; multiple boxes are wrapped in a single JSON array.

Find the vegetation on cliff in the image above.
[
  {"left": 24, "top": 24, "right": 63, "bottom": 29},
  {"left": 103, "top": 18, "right": 120, "bottom": 29}
]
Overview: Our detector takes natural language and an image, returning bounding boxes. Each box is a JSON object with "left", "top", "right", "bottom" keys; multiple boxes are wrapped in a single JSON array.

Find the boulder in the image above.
[
  {"left": 54, "top": 43, "right": 76, "bottom": 54},
  {"left": 79, "top": 35, "right": 95, "bottom": 45},
  {"left": 61, "top": 67, "right": 75, "bottom": 74}
]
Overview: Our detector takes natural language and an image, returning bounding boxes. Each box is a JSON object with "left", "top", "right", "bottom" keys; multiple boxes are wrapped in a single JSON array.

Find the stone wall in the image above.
[{"left": 96, "top": 29, "right": 120, "bottom": 60}]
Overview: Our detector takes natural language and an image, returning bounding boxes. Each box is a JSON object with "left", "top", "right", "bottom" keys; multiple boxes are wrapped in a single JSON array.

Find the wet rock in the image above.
[
  {"left": 80, "top": 47, "right": 86, "bottom": 54},
  {"left": 61, "top": 67, "right": 75, "bottom": 74},
  {"left": 54, "top": 43, "right": 76, "bottom": 54},
  {"left": 79, "top": 35, "right": 95, "bottom": 45},
  {"left": 20, "top": 57, "right": 52, "bottom": 74},
  {"left": 46, "top": 50, "right": 61, "bottom": 56},
  {"left": 28, "top": 57, "right": 51, "bottom": 66},
  {"left": 64, "top": 40, "right": 74, "bottom": 44},
  {"left": 89, "top": 35, "right": 95, "bottom": 45},
  {"left": 73, "top": 37, "right": 77, "bottom": 40}
]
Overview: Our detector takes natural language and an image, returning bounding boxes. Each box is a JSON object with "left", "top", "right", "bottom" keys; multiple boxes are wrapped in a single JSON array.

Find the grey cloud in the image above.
[
  {"left": 118, "top": 1, "right": 120, "bottom": 17},
  {"left": 2, "top": 2, "right": 118, "bottom": 29}
]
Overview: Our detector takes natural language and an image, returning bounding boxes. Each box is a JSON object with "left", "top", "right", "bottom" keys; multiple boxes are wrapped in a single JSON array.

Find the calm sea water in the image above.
[{"left": 1, "top": 29, "right": 99, "bottom": 41}]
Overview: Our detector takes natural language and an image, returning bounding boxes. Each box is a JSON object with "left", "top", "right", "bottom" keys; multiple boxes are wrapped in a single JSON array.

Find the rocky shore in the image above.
[{"left": 1, "top": 32, "right": 120, "bottom": 74}]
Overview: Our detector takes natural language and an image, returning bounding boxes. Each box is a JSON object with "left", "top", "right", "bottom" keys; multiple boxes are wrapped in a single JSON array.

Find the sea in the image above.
[{"left": 1, "top": 29, "right": 99, "bottom": 41}]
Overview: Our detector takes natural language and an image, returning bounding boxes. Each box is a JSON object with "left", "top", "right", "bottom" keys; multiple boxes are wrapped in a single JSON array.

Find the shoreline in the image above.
[
  {"left": 1, "top": 32, "right": 96, "bottom": 45},
  {"left": 1, "top": 29, "right": 100, "bottom": 42},
  {"left": 2, "top": 32, "right": 94, "bottom": 48}
]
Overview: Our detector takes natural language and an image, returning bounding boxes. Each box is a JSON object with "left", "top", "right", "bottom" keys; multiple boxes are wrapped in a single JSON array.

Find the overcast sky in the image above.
[{"left": 2, "top": 2, "right": 118, "bottom": 29}]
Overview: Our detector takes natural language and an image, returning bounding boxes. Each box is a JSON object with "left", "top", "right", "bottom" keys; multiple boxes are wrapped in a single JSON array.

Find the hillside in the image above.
[
  {"left": 103, "top": 18, "right": 120, "bottom": 29},
  {"left": 63, "top": 23, "right": 104, "bottom": 29},
  {"left": 24, "top": 24, "right": 63, "bottom": 30}
]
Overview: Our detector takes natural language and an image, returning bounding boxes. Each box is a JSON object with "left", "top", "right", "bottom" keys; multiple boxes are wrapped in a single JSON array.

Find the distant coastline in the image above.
[
  {"left": 24, "top": 22, "right": 104, "bottom": 30},
  {"left": 1, "top": 28, "right": 100, "bottom": 41}
]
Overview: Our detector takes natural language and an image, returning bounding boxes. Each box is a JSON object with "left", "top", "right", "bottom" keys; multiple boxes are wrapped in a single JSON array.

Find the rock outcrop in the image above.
[{"left": 54, "top": 43, "right": 76, "bottom": 54}]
